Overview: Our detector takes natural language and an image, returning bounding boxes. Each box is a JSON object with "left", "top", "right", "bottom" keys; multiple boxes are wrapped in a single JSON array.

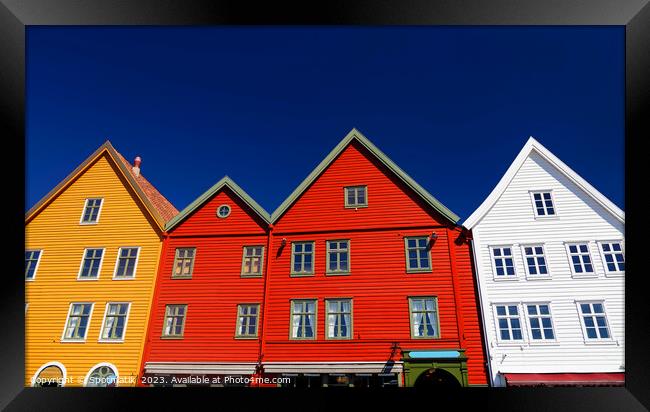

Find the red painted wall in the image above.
[
  {"left": 264, "top": 141, "right": 488, "bottom": 385},
  {"left": 141, "top": 188, "right": 268, "bottom": 368}
]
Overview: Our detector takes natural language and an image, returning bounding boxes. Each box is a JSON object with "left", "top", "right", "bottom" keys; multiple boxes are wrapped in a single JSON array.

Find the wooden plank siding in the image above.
[
  {"left": 466, "top": 144, "right": 625, "bottom": 386},
  {"left": 25, "top": 153, "right": 164, "bottom": 386},
  {"left": 265, "top": 140, "right": 489, "bottom": 386},
  {"left": 141, "top": 188, "right": 268, "bottom": 369}
]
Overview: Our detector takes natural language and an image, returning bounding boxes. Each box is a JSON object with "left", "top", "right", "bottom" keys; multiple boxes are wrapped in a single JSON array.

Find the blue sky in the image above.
[{"left": 26, "top": 27, "right": 624, "bottom": 220}]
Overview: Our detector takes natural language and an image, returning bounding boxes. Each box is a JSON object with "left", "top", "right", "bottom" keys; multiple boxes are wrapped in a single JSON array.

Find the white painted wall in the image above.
[{"left": 470, "top": 151, "right": 624, "bottom": 386}]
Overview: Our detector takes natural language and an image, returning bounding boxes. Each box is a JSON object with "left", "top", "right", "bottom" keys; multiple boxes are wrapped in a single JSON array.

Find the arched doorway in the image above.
[
  {"left": 32, "top": 363, "right": 65, "bottom": 387},
  {"left": 85, "top": 363, "right": 119, "bottom": 387},
  {"left": 414, "top": 368, "right": 461, "bottom": 388}
]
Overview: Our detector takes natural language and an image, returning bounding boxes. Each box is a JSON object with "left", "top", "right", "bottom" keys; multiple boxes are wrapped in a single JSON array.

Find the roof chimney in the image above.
[{"left": 133, "top": 156, "right": 141, "bottom": 177}]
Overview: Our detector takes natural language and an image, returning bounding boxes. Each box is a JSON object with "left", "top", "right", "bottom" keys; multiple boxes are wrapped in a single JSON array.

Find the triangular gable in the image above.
[
  {"left": 165, "top": 176, "right": 271, "bottom": 232},
  {"left": 463, "top": 136, "right": 625, "bottom": 229},
  {"left": 270, "top": 128, "right": 460, "bottom": 224},
  {"left": 25, "top": 141, "right": 178, "bottom": 231}
]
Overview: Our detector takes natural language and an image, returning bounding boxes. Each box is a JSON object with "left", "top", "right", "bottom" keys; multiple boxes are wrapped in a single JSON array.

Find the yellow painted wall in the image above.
[{"left": 25, "top": 153, "right": 163, "bottom": 387}]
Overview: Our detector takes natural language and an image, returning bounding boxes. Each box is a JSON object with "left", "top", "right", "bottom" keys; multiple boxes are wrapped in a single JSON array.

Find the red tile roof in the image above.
[{"left": 113, "top": 150, "right": 179, "bottom": 222}]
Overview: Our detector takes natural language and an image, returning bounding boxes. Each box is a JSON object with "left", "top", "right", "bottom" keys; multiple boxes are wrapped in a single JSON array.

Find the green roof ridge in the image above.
[
  {"left": 270, "top": 128, "right": 460, "bottom": 224},
  {"left": 165, "top": 176, "right": 272, "bottom": 231}
]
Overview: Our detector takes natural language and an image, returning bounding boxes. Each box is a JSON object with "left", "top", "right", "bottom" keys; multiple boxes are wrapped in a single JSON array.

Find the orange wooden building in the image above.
[{"left": 25, "top": 142, "right": 177, "bottom": 387}]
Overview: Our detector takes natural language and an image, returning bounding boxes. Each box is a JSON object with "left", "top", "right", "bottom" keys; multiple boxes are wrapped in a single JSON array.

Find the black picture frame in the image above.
[{"left": 1, "top": 1, "right": 647, "bottom": 410}]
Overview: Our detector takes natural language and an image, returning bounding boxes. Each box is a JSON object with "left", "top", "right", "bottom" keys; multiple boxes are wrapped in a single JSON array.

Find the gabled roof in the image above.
[
  {"left": 165, "top": 176, "right": 272, "bottom": 232},
  {"left": 25, "top": 141, "right": 179, "bottom": 230},
  {"left": 270, "top": 128, "right": 460, "bottom": 224},
  {"left": 463, "top": 136, "right": 625, "bottom": 229}
]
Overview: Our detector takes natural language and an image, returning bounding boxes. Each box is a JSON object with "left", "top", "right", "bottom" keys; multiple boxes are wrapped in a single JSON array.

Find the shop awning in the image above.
[
  {"left": 504, "top": 373, "right": 624, "bottom": 387},
  {"left": 263, "top": 362, "right": 403, "bottom": 374},
  {"left": 144, "top": 362, "right": 257, "bottom": 375}
]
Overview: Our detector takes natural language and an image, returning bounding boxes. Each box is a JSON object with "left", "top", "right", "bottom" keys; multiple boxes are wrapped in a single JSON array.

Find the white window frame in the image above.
[
  {"left": 25, "top": 249, "right": 43, "bottom": 281},
  {"left": 217, "top": 204, "right": 231, "bottom": 218},
  {"left": 492, "top": 303, "right": 526, "bottom": 345},
  {"left": 344, "top": 185, "right": 368, "bottom": 208},
  {"left": 98, "top": 302, "right": 132, "bottom": 343},
  {"left": 597, "top": 240, "right": 625, "bottom": 277},
  {"left": 523, "top": 302, "right": 558, "bottom": 345},
  {"left": 489, "top": 245, "right": 518, "bottom": 281},
  {"left": 575, "top": 300, "right": 615, "bottom": 344},
  {"left": 83, "top": 362, "right": 120, "bottom": 387},
  {"left": 564, "top": 242, "right": 596, "bottom": 278},
  {"left": 77, "top": 248, "right": 105, "bottom": 281},
  {"left": 520, "top": 244, "right": 550, "bottom": 280},
  {"left": 31, "top": 361, "right": 68, "bottom": 387},
  {"left": 529, "top": 190, "right": 558, "bottom": 219},
  {"left": 61, "top": 302, "right": 95, "bottom": 342},
  {"left": 112, "top": 247, "right": 141, "bottom": 280},
  {"left": 79, "top": 198, "right": 104, "bottom": 225}
]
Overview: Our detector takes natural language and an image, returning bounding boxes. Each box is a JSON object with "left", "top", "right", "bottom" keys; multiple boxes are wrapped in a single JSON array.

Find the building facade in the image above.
[
  {"left": 138, "top": 129, "right": 488, "bottom": 387},
  {"left": 463, "top": 137, "right": 625, "bottom": 387},
  {"left": 140, "top": 177, "right": 272, "bottom": 386},
  {"left": 25, "top": 142, "right": 178, "bottom": 387}
]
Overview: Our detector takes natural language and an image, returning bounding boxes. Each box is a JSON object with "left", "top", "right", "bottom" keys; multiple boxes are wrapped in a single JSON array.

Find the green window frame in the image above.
[
  {"left": 290, "top": 299, "right": 317, "bottom": 340},
  {"left": 291, "top": 242, "right": 315, "bottom": 276},
  {"left": 162, "top": 304, "right": 187, "bottom": 338},
  {"left": 404, "top": 236, "right": 432, "bottom": 273},
  {"left": 408, "top": 297, "right": 440, "bottom": 339},
  {"left": 344, "top": 186, "right": 368, "bottom": 208},
  {"left": 326, "top": 240, "right": 350, "bottom": 275},
  {"left": 235, "top": 304, "right": 260, "bottom": 338},
  {"left": 325, "top": 299, "right": 352, "bottom": 339},
  {"left": 172, "top": 248, "right": 196, "bottom": 278},
  {"left": 241, "top": 246, "right": 264, "bottom": 277}
]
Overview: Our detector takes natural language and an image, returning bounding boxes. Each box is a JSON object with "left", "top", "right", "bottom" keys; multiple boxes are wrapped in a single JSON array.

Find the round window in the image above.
[
  {"left": 217, "top": 204, "right": 231, "bottom": 218},
  {"left": 86, "top": 365, "right": 118, "bottom": 387}
]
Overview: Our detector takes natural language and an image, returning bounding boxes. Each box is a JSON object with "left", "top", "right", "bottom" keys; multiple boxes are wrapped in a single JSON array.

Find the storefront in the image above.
[{"left": 402, "top": 349, "right": 468, "bottom": 387}]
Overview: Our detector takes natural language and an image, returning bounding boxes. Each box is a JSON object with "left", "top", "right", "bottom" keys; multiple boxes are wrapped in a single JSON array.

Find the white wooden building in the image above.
[{"left": 463, "top": 137, "right": 625, "bottom": 387}]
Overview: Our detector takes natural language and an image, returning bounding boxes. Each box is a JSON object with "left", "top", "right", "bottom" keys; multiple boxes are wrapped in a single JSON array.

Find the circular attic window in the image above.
[{"left": 217, "top": 204, "right": 231, "bottom": 218}]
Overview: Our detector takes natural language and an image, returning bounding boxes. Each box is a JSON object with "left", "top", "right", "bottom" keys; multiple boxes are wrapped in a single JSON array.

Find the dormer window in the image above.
[
  {"left": 80, "top": 198, "right": 103, "bottom": 224},
  {"left": 344, "top": 186, "right": 367, "bottom": 208},
  {"left": 530, "top": 191, "right": 556, "bottom": 217}
]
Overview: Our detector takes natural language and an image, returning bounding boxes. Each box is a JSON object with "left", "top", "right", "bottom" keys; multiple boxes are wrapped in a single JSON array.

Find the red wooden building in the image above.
[
  {"left": 140, "top": 129, "right": 488, "bottom": 387},
  {"left": 140, "top": 177, "right": 272, "bottom": 386}
]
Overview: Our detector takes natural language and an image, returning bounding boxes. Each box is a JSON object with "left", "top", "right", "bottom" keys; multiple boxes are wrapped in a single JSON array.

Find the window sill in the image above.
[
  {"left": 325, "top": 272, "right": 350, "bottom": 276},
  {"left": 160, "top": 335, "right": 184, "bottom": 340},
  {"left": 25, "top": 278, "right": 35, "bottom": 282},
  {"left": 492, "top": 276, "right": 519, "bottom": 282},
  {"left": 77, "top": 278, "right": 100, "bottom": 281},
  {"left": 290, "top": 273, "right": 315, "bottom": 277},
  {"left": 112, "top": 277, "right": 136, "bottom": 281},
  {"left": 240, "top": 274, "right": 263, "bottom": 278},
  {"left": 171, "top": 276, "right": 193, "bottom": 280},
  {"left": 344, "top": 205, "right": 368, "bottom": 209},
  {"left": 234, "top": 336, "right": 259, "bottom": 340},
  {"left": 525, "top": 275, "right": 552, "bottom": 281},
  {"left": 406, "top": 269, "right": 433, "bottom": 274},
  {"left": 571, "top": 273, "right": 598, "bottom": 279},
  {"left": 582, "top": 339, "right": 618, "bottom": 346},
  {"left": 60, "top": 339, "right": 87, "bottom": 343},
  {"left": 98, "top": 339, "right": 125, "bottom": 343},
  {"left": 533, "top": 215, "right": 560, "bottom": 221},
  {"left": 79, "top": 222, "right": 99, "bottom": 226}
]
